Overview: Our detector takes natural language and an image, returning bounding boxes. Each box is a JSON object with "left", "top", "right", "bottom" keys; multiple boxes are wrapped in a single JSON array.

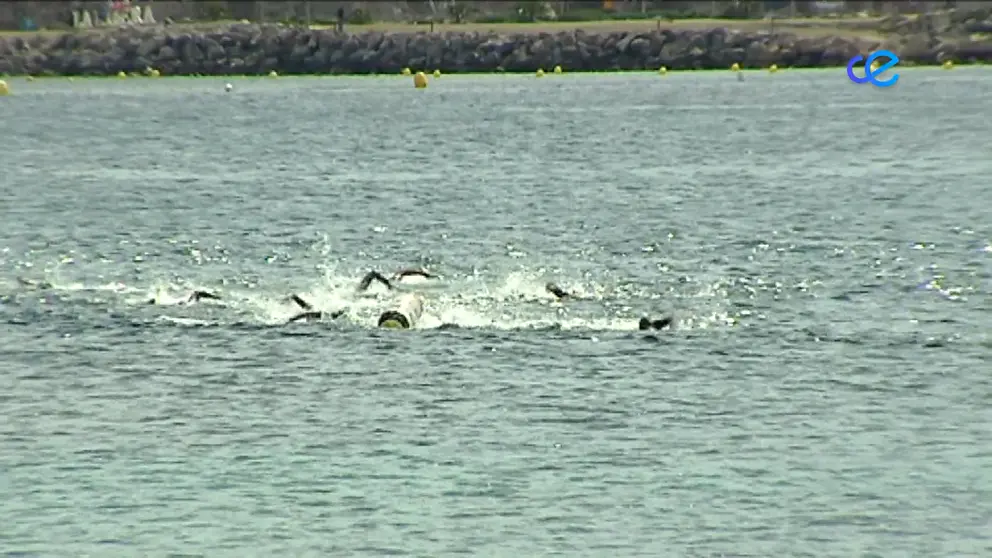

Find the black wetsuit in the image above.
[
  {"left": 284, "top": 270, "right": 399, "bottom": 324},
  {"left": 393, "top": 269, "right": 437, "bottom": 281},
  {"left": 188, "top": 290, "right": 221, "bottom": 303},
  {"left": 285, "top": 294, "right": 345, "bottom": 324},
  {"left": 357, "top": 270, "right": 394, "bottom": 292},
  {"left": 545, "top": 282, "right": 570, "bottom": 299},
  {"left": 147, "top": 290, "right": 222, "bottom": 305},
  {"left": 639, "top": 316, "right": 673, "bottom": 330}
]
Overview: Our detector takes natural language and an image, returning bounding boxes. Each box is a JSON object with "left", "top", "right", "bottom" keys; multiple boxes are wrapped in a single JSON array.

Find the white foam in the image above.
[
  {"left": 5, "top": 267, "right": 743, "bottom": 333},
  {"left": 395, "top": 274, "right": 430, "bottom": 285}
]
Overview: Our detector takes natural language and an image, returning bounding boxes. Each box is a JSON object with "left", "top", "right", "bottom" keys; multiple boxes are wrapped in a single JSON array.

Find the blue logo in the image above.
[{"left": 847, "top": 50, "right": 900, "bottom": 87}]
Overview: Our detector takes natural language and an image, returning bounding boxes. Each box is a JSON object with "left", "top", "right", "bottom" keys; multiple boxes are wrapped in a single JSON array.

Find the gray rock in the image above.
[
  {"left": 2, "top": 22, "right": 990, "bottom": 76},
  {"left": 963, "top": 20, "right": 992, "bottom": 34}
]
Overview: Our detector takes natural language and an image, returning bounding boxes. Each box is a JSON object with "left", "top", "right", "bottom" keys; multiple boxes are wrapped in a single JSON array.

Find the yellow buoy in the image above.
[
  {"left": 117, "top": 71, "right": 126, "bottom": 78},
  {"left": 658, "top": 66, "right": 667, "bottom": 75},
  {"left": 150, "top": 69, "right": 160, "bottom": 77},
  {"left": 768, "top": 64, "right": 778, "bottom": 73},
  {"left": 553, "top": 65, "right": 562, "bottom": 74},
  {"left": 268, "top": 70, "right": 278, "bottom": 78},
  {"left": 401, "top": 67, "right": 412, "bottom": 76},
  {"left": 536, "top": 68, "right": 545, "bottom": 77},
  {"left": 731, "top": 62, "right": 740, "bottom": 72},
  {"left": 26, "top": 76, "right": 34, "bottom": 82},
  {"left": 68, "top": 77, "right": 74, "bottom": 82},
  {"left": 0, "top": 79, "right": 9, "bottom": 96},
  {"left": 942, "top": 59, "right": 954, "bottom": 69},
  {"left": 413, "top": 71, "right": 428, "bottom": 88},
  {"left": 433, "top": 69, "right": 441, "bottom": 78}
]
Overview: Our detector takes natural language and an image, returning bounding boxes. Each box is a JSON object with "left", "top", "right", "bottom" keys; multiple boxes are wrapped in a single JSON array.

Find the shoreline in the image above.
[
  {"left": 0, "top": 16, "right": 893, "bottom": 38},
  {"left": 0, "top": 19, "right": 987, "bottom": 77},
  {"left": 1, "top": 64, "right": 977, "bottom": 80}
]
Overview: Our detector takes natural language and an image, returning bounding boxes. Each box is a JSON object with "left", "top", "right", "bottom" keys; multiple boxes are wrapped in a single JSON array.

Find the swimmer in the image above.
[
  {"left": 284, "top": 294, "right": 346, "bottom": 324},
  {"left": 360, "top": 269, "right": 432, "bottom": 329},
  {"left": 16, "top": 278, "right": 54, "bottom": 290},
  {"left": 639, "top": 316, "right": 674, "bottom": 331},
  {"left": 147, "top": 290, "right": 222, "bottom": 305},
  {"left": 357, "top": 268, "right": 438, "bottom": 292},
  {"left": 392, "top": 268, "right": 438, "bottom": 281},
  {"left": 546, "top": 280, "right": 674, "bottom": 330},
  {"left": 545, "top": 282, "right": 571, "bottom": 300},
  {"left": 359, "top": 269, "right": 432, "bottom": 329},
  {"left": 377, "top": 292, "right": 424, "bottom": 329},
  {"left": 356, "top": 270, "right": 395, "bottom": 293},
  {"left": 285, "top": 268, "right": 406, "bottom": 324}
]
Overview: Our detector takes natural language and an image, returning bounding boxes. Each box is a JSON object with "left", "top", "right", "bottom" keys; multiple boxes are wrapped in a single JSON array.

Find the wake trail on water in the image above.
[{"left": 1, "top": 268, "right": 742, "bottom": 333}]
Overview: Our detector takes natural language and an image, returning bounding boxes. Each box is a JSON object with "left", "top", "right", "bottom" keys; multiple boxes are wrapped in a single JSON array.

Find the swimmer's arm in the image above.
[
  {"left": 284, "top": 308, "right": 347, "bottom": 324},
  {"left": 189, "top": 290, "right": 221, "bottom": 302},
  {"left": 288, "top": 294, "right": 313, "bottom": 311},
  {"left": 393, "top": 268, "right": 437, "bottom": 280},
  {"left": 287, "top": 294, "right": 347, "bottom": 316},
  {"left": 357, "top": 270, "right": 393, "bottom": 292},
  {"left": 286, "top": 310, "right": 322, "bottom": 324},
  {"left": 545, "top": 282, "right": 570, "bottom": 300}
]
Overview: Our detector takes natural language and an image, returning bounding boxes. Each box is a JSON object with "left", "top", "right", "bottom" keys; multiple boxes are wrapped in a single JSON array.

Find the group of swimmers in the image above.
[{"left": 16, "top": 268, "right": 675, "bottom": 331}]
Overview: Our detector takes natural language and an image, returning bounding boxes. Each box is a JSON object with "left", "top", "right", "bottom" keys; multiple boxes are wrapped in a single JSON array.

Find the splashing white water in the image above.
[{"left": 3, "top": 266, "right": 745, "bottom": 333}]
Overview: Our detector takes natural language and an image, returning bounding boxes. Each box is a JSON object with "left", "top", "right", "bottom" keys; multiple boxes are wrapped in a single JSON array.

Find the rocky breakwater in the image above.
[{"left": 1, "top": 22, "right": 991, "bottom": 77}]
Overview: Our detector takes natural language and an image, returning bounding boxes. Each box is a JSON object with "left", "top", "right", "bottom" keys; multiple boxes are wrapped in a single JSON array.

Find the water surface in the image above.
[{"left": 1, "top": 68, "right": 990, "bottom": 557}]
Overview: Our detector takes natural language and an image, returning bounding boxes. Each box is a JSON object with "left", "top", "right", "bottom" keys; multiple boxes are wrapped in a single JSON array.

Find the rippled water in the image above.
[{"left": 1, "top": 69, "right": 990, "bottom": 557}]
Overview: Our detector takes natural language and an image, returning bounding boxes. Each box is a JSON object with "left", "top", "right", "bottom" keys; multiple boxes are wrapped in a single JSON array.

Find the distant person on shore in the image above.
[{"left": 337, "top": 7, "right": 345, "bottom": 32}]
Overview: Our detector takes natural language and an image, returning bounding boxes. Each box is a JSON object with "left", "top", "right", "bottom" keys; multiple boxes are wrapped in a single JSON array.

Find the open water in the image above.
[{"left": 0, "top": 68, "right": 990, "bottom": 557}]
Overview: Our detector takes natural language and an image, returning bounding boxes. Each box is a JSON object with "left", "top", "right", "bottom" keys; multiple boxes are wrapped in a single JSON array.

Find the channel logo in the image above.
[{"left": 847, "top": 50, "right": 900, "bottom": 87}]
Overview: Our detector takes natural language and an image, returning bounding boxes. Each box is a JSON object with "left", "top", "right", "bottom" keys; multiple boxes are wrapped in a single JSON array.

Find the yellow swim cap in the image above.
[{"left": 377, "top": 310, "right": 411, "bottom": 329}]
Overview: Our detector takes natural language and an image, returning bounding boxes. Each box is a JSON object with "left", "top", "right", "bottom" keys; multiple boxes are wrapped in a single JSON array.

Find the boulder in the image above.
[{"left": 2, "top": 22, "right": 989, "bottom": 76}]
